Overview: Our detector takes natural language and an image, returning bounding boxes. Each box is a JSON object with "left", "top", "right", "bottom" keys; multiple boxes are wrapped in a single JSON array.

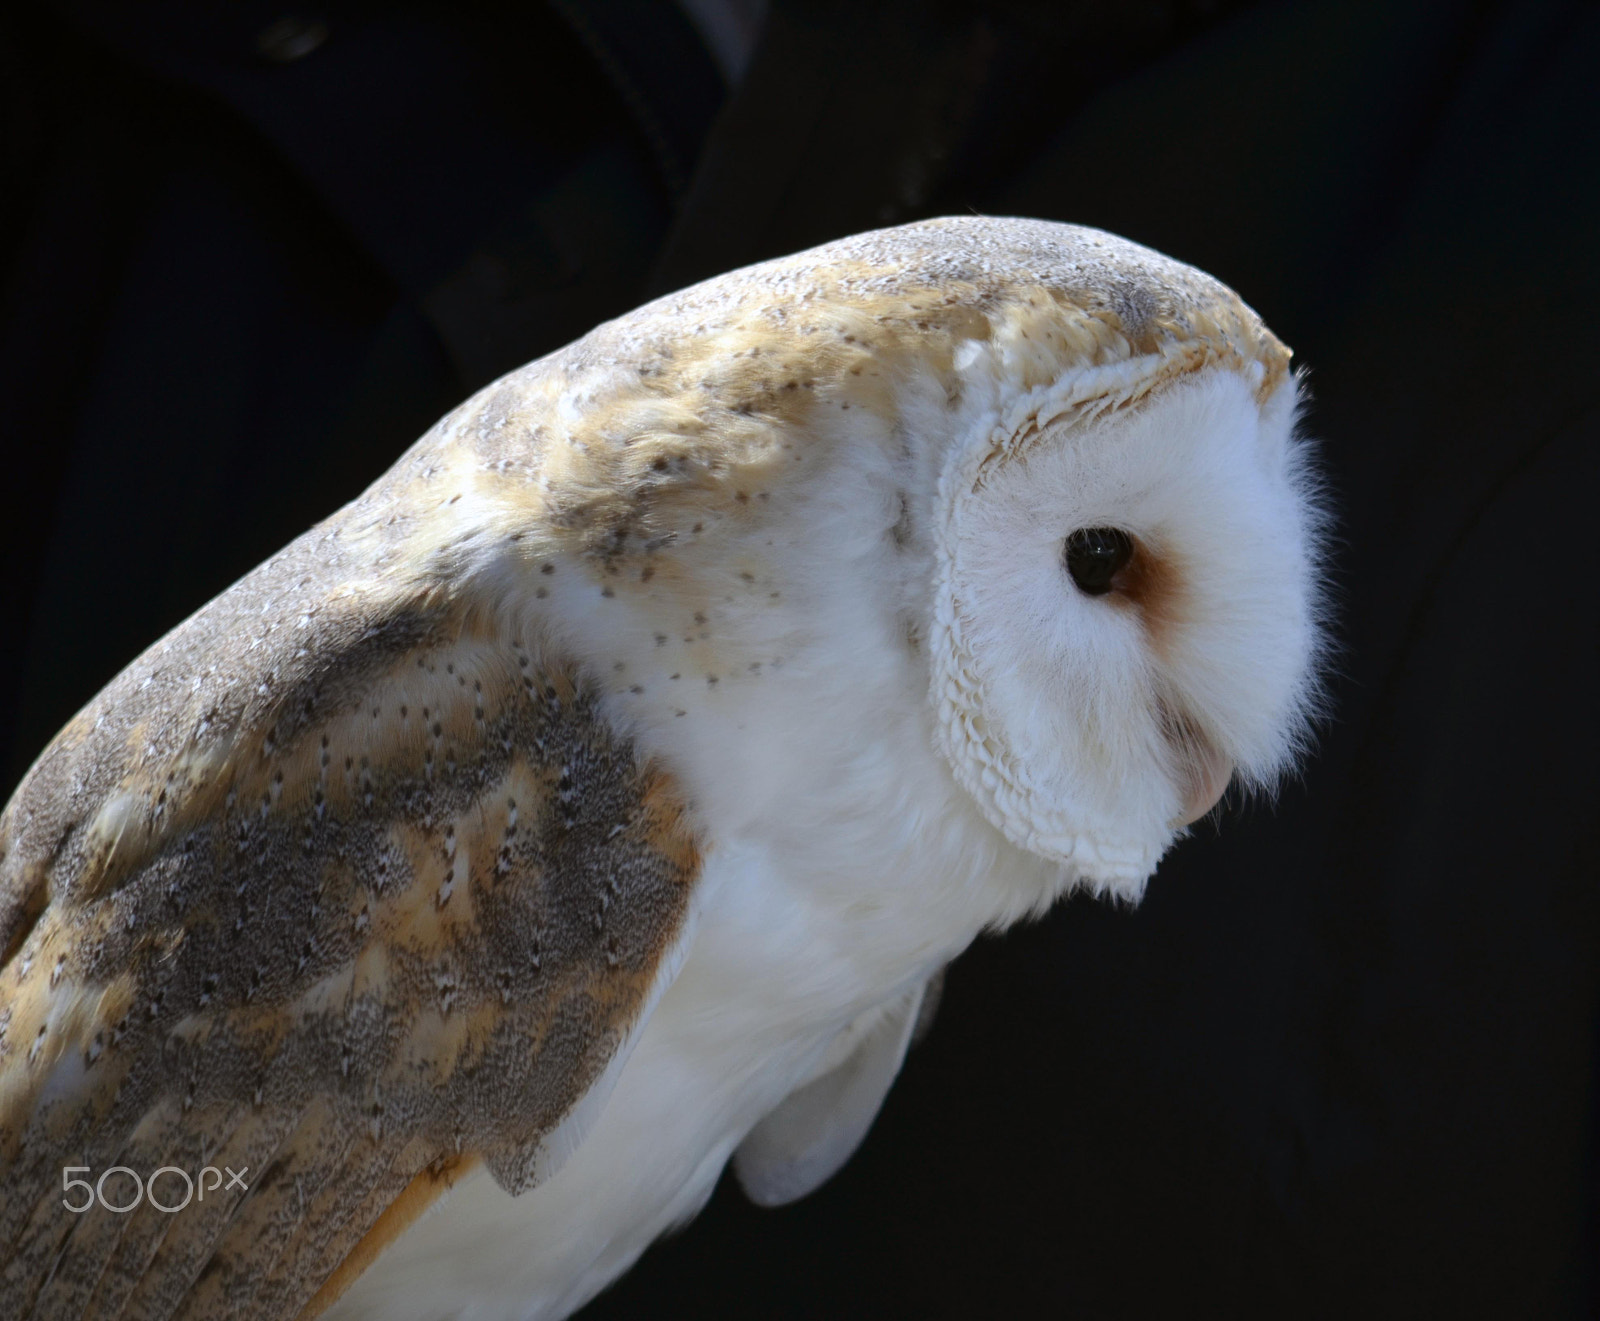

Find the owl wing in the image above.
[{"left": 0, "top": 509, "right": 701, "bottom": 1320}]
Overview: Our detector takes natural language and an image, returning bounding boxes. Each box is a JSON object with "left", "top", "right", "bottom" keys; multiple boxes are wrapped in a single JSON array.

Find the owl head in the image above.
[{"left": 444, "top": 217, "right": 1326, "bottom": 906}]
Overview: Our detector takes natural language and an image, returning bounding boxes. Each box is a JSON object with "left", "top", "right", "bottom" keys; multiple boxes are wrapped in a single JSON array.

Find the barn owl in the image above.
[{"left": 0, "top": 217, "right": 1323, "bottom": 1319}]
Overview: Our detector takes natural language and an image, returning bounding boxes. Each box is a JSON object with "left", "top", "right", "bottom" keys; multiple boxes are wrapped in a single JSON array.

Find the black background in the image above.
[{"left": 2, "top": 1, "right": 1596, "bottom": 1316}]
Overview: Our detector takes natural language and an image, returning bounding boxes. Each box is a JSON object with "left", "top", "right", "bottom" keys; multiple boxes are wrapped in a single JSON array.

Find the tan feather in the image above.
[{"left": 0, "top": 537, "right": 699, "bottom": 1317}]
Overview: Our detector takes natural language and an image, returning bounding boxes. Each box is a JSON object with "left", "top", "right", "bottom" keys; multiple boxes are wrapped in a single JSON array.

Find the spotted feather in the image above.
[{"left": 0, "top": 493, "right": 700, "bottom": 1318}]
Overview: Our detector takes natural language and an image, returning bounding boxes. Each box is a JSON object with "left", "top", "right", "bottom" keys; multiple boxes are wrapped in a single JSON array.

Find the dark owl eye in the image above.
[{"left": 1064, "top": 527, "right": 1134, "bottom": 596}]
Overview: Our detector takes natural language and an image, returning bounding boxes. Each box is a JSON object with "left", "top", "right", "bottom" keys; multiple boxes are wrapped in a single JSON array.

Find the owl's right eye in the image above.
[{"left": 1064, "top": 527, "right": 1134, "bottom": 596}]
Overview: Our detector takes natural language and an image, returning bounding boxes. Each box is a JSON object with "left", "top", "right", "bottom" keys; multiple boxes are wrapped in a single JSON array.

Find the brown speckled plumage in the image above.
[
  {"left": 0, "top": 216, "right": 1289, "bottom": 1318},
  {"left": 0, "top": 509, "right": 698, "bottom": 1317}
]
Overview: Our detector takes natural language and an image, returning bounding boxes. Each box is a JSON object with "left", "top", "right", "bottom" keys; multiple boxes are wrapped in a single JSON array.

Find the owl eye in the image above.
[{"left": 1064, "top": 527, "right": 1134, "bottom": 596}]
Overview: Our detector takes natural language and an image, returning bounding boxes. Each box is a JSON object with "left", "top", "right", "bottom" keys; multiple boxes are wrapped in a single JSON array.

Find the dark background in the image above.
[{"left": 2, "top": 0, "right": 1596, "bottom": 1316}]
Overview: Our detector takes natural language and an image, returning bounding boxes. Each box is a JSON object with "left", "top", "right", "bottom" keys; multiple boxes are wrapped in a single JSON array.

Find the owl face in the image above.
[{"left": 930, "top": 359, "right": 1323, "bottom": 896}]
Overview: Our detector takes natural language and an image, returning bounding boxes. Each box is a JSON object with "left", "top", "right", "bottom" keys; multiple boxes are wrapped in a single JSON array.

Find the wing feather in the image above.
[
  {"left": 0, "top": 509, "right": 701, "bottom": 1319},
  {"left": 733, "top": 980, "right": 927, "bottom": 1209}
]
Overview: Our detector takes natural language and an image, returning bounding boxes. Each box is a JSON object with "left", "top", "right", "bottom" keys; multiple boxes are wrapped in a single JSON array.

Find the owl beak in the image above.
[{"left": 1176, "top": 743, "right": 1233, "bottom": 827}]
